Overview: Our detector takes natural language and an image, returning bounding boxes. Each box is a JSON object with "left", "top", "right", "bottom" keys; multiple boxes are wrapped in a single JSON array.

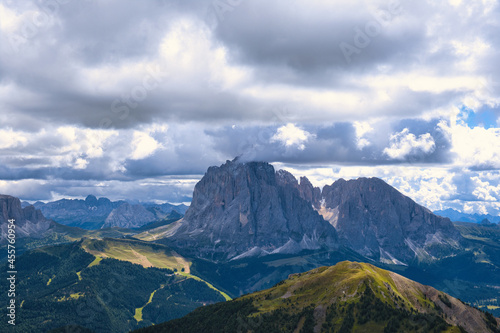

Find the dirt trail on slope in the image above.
[{"left": 130, "top": 248, "right": 154, "bottom": 268}]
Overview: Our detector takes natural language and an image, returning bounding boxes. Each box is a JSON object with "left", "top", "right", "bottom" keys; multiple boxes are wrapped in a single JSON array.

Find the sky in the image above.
[{"left": 0, "top": 0, "right": 499, "bottom": 215}]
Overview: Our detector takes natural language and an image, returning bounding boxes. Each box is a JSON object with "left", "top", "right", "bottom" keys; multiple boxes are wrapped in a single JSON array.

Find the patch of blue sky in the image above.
[{"left": 458, "top": 105, "right": 499, "bottom": 129}]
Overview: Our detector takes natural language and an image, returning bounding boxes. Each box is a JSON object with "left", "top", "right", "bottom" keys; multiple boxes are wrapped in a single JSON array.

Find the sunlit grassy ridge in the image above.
[
  {"left": 3, "top": 241, "right": 227, "bottom": 332},
  {"left": 81, "top": 237, "right": 190, "bottom": 271},
  {"left": 56, "top": 292, "right": 85, "bottom": 302},
  {"left": 79, "top": 238, "right": 231, "bottom": 302},
  {"left": 454, "top": 221, "right": 500, "bottom": 248},
  {"left": 135, "top": 220, "right": 183, "bottom": 241},
  {"left": 87, "top": 255, "right": 102, "bottom": 267},
  {"left": 134, "top": 261, "right": 499, "bottom": 333},
  {"left": 246, "top": 261, "right": 435, "bottom": 314},
  {"left": 177, "top": 272, "right": 232, "bottom": 301}
]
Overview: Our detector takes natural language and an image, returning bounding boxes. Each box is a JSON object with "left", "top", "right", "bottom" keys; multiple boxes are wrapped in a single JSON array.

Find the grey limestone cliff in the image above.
[
  {"left": 318, "top": 177, "right": 463, "bottom": 264},
  {"left": 0, "top": 194, "right": 54, "bottom": 242},
  {"left": 102, "top": 202, "right": 156, "bottom": 229},
  {"left": 169, "top": 160, "right": 464, "bottom": 265},
  {"left": 170, "top": 159, "right": 338, "bottom": 261}
]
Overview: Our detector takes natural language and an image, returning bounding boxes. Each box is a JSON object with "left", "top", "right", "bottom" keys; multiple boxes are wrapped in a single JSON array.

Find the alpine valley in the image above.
[{"left": 1, "top": 159, "right": 500, "bottom": 332}]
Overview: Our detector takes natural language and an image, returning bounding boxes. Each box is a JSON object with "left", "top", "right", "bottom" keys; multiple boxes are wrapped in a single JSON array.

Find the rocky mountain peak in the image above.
[
  {"left": 85, "top": 194, "right": 98, "bottom": 206},
  {"left": 169, "top": 161, "right": 464, "bottom": 264},
  {"left": 170, "top": 160, "right": 338, "bottom": 261},
  {"left": 480, "top": 218, "right": 494, "bottom": 226},
  {"left": 275, "top": 169, "right": 299, "bottom": 187},
  {"left": 298, "top": 176, "right": 322, "bottom": 209},
  {"left": 0, "top": 194, "right": 53, "bottom": 241},
  {"left": 102, "top": 202, "right": 156, "bottom": 229},
  {"left": 97, "top": 197, "right": 112, "bottom": 205},
  {"left": 318, "top": 177, "right": 463, "bottom": 264}
]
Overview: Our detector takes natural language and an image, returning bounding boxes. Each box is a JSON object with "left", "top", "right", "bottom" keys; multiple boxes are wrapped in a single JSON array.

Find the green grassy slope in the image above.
[
  {"left": 187, "top": 247, "right": 372, "bottom": 297},
  {"left": 0, "top": 241, "right": 226, "bottom": 333},
  {"left": 2, "top": 222, "right": 136, "bottom": 261},
  {"left": 81, "top": 238, "right": 189, "bottom": 271},
  {"left": 80, "top": 238, "right": 231, "bottom": 301},
  {"left": 454, "top": 222, "right": 500, "bottom": 248},
  {"left": 134, "top": 261, "right": 500, "bottom": 333}
]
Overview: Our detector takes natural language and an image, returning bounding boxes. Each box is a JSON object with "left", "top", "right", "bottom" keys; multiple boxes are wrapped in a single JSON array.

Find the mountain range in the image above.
[
  {"left": 0, "top": 195, "right": 184, "bottom": 261},
  {"left": 435, "top": 208, "right": 500, "bottom": 224},
  {"left": 165, "top": 159, "right": 463, "bottom": 265},
  {"left": 24, "top": 195, "right": 188, "bottom": 229},
  {"left": 1, "top": 159, "right": 471, "bottom": 265}
]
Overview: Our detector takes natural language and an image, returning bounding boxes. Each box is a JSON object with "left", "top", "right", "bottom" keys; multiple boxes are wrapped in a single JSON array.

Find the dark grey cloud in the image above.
[
  {"left": 207, "top": 118, "right": 452, "bottom": 165},
  {"left": 212, "top": 0, "right": 426, "bottom": 76},
  {"left": 1, "top": 0, "right": 497, "bottom": 130},
  {"left": 56, "top": 2, "right": 171, "bottom": 65}
]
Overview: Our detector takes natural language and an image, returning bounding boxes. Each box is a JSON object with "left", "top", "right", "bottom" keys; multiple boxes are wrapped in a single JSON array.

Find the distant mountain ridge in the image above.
[
  {"left": 31, "top": 195, "right": 188, "bottom": 229},
  {"left": 102, "top": 202, "right": 156, "bottom": 229},
  {"left": 167, "top": 159, "right": 463, "bottom": 265},
  {"left": 435, "top": 208, "right": 500, "bottom": 224},
  {"left": 33, "top": 195, "right": 124, "bottom": 229},
  {"left": 0, "top": 194, "right": 143, "bottom": 259},
  {"left": 142, "top": 202, "right": 189, "bottom": 215}
]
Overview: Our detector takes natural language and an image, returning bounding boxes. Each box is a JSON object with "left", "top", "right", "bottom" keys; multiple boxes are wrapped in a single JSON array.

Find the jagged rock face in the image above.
[
  {"left": 319, "top": 177, "right": 463, "bottom": 264},
  {"left": 298, "top": 176, "right": 322, "bottom": 209},
  {"left": 170, "top": 160, "right": 338, "bottom": 261},
  {"left": 102, "top": 203, "right": 156, "bottom": 229},
  {"left": 170, "top": 161, "right": 463, "bottom": 264},
  {"left": 0, "top": 195, "right": 53, "bottom": 241}
]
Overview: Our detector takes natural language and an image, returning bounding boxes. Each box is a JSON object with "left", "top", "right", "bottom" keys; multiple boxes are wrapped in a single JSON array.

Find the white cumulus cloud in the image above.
[
  {"left": 383, "top": 128, "right": 436, "bottom": 160},
  {"left": 271, "top": 124, "right": 314, "bottom": 150},
  {"left": 0, "top": 128, "right": 28, "bottom": 149},
  {"left": 439, "top": 119, "right": 500, "bottom": 168},
  {"left": 353, "top": 121, "right": 373, "bottom": 149},
  {"left": 130, "top": 131, "right": 162, "bottom": 160}
]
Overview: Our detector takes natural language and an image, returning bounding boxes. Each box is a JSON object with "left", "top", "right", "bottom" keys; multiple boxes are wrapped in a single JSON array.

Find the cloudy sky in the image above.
[{"left": 0, "top": 0, "right": 499, "bottom": 215}]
